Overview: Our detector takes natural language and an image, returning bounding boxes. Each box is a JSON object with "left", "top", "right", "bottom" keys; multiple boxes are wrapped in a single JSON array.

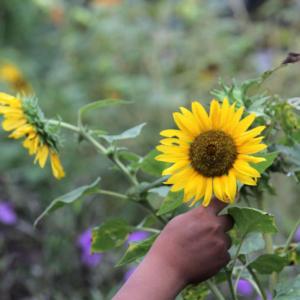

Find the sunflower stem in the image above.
[
  {"left": 206, "top": 279, "right": 226, "bottom": 300},
  {"left": 225, "top": 267, "right": 238, "bottom": 300},
  {"left": 257, "top": 192, "right": 277, "bottom": 293},
  {"left": 284, "top": 217, "right": 300, "bottom": 252},
  {"left": 95, "top": 189, "right": 128, "bottom": 200},
  {"left": 47, "top": 119, "right": 138, "bottom": 186}
]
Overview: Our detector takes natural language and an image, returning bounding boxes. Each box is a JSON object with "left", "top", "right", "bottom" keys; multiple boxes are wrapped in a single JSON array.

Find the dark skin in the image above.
[{"left": 113, "top": 198, "right": 233, "bottom": 300}]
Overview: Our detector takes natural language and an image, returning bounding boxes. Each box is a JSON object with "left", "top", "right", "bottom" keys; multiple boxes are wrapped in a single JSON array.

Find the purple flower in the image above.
[
  {"left": 237, "top": 279, "right": 254, "bottom": 297},
  {"left": 124, "top": 266, "right": 136, "bottom": 282},
  {"left": 127, "top": 231, "right": 149, "bottom": 243},
  {"left": 293, "top": 226, "right": 300, "bottom": 242},
  {"left": 0, "top": 201, "right": 17, "bottom": 225},
  {"left": 77, "top": 229, "right": 102, "bottom": 268}
]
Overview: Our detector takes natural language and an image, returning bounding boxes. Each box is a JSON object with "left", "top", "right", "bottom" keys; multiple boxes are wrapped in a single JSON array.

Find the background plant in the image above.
[{"left": 0, "top": 0, "right": 299, "bottom": 299}]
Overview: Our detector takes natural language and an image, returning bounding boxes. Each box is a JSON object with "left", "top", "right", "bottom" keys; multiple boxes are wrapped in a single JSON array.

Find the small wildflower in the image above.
[
  {"left": 0, "top": 92, "right": 65, "bottom": 179},
  {"left": 294, "top": 226, "right": 300, "bottom": 242},
  {"left": 77, "top": 229, "right": 102, "bottom": 268},
  {"left": 0, "top": 201, "right": 17, "bottom": 225},
  {"left": 236, "top": 279, "right": 254, "bottom": 297},
  {"left": 127, "top": 231, "right": 149, "bottom": 243}
]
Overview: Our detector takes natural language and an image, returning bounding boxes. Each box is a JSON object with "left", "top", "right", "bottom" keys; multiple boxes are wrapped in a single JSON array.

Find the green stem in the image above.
[
  {"left": 96, "top": 189, "right": 128, "bottom": 200},
  {"left": 284, "top": 217, "right": 300, "bottom": 252},
  {"left": 225, "top": 268, "right": 238, "bottom": 300},
  {"left": 238, "top": 258, "right": 267, "bottom": 300},
  {"left": 132, "top": 226, "right": 161, "bottom": 234},
  {"left": 206, "top": 280, "right": 226, "bottom": 300},
  {"left": 138, "top": 175, "right": 169, "bottom": 194},
  {"left": 247, "top": 265, "right": 267, "bottom": 300},
  {"left": 256, "top": 192, "right": 277, "bottom": 292},
  {"left": 48, "top": 119, "right": 138, "bottom": 185},
  {"left": 113, "top": 154, "right": 138, "bottom": 186}
]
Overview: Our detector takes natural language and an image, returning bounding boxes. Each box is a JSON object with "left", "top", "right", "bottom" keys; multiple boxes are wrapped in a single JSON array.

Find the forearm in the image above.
[{"left": 113, "top": 250, "right": 187, "bottom": 300}]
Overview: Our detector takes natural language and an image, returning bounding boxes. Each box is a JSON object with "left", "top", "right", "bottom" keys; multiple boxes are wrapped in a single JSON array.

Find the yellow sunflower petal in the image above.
[
  {"left": 233, "top": 169, "right": 257, "bottom": 186},
  {"left": 155, "top": 153, "right": 189, "bottom": 163},
  {"left": 183, "top": 172, "right": 199, "bottom": 203},
  {"left": 233, "top": 113, "right": 256, "bottom": 136},
  {"left": 180, "top": 106, "right": 201, "bottom": 133},
  {"left": 224, "top": 169, "right": 237, "bottom": 203},
  {"left": 156, "top": 144, "right": 189, "bottom": 155},
  {"left": 2, "top": 118, "right": 27, "bottom": 131},
  {"left": 35, "top": 145, "right": 49, "bottom": 168},
  {"left": 220, "top": 98, "right": 230, "bottom": 127},
  {"left": 191, "top": 101, "right": 211, "bottom": 131},
  {"left": 0, "top": 92, "right": 22, "bottom": 107},
  {"left": 170, "top": 168, "right": 197, "bottom": 193},
  {"left": 238, "top": 154, "right": 266, "bottom": 164},
  {"left": 160, "top": 129, "right": 193, "bottom": 142},
  {"left": 209, "top": 99, "right": 221, "bottom": 129},
  {"left": 160, "top": 138, "right": 187, "bottom": 147},
  {"left": 50, "top": 152, "right": 65, "bottom": 179},
  {"left": 162, "top": 160, "right": 189, "bottom": 176},
  {"left": 238, "top": 143, "right": 267, "bottom": 155},
  {"left": 226, "top": 106, "right": 244, "bottom": 132},
  {"left": 173, "top": 112, "right": 199, "bottom": 137},
  {"left": 235, "top": 126, "right": 266, "bottom": 145},
  {"left": 9, "top": 124, "right": 35, "bottom": 139},
  {"left": 203, "top": 177, "right": 213, "bottom": 206},
  {"left": 234, "top": 160, "right": 261, "bottom": 178},
  {"left": 213, "top": 176, "right": 225, "bottom": 201}
]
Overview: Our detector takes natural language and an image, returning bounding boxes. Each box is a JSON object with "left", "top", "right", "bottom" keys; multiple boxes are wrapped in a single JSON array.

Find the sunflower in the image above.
[
  {"left": 0, "top": 92, "right": 65, "bottom": 179},
  {"left": 0, "top": 63, "right": 31, "bottom": 94},
  {"left": 156, "top": 98, "right": 267, "bottom": 206}
]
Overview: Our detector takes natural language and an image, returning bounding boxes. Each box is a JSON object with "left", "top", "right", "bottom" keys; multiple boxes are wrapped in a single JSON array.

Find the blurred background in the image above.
[{"left": 0, "top": 0, "right": 300, "bottom": 299}]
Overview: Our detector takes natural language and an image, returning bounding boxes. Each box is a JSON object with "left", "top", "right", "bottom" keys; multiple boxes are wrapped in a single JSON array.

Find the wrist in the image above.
[{"left": 145, "top": 247, "right": 188, "bottom": 295}]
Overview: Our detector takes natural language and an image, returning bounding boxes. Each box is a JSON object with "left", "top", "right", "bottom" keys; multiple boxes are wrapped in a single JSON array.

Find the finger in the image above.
[
  {"left": 217, "top": 215, "right": 234, "bottom": 232},
  {"left": 205, "top": 197, "right": 227, "bottom": 215}
]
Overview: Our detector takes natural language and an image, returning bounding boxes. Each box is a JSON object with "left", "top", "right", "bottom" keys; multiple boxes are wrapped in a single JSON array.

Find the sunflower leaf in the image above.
[
  {"left": 157, "top": 190, "right": 183, "bottom": 216},
  {"left": 140, "top": 149, "right": 169, "bottom": 177},
  {"left": 249, "top": 254, "right": 289, "bottom": 274},
  {"left": 116, "top": 234, "right": 158, "bottom": 266},
  {"left": 228, "top": 207, "right": 278, "bottom": 237},
  {"left": 252, "top": 152, "right": 278, "bottom": 173},
  {"left": 91, "top": 219, "right": 131, "bottom": 252},
  {"left": 34, "top": 178, "right": 101, "bottom": 226},
  {"left": 274, "top": 275, "right": 300, "bottom": 299},
  {"left": 102, "top": 123, "right": 146, "bottom": 143}
]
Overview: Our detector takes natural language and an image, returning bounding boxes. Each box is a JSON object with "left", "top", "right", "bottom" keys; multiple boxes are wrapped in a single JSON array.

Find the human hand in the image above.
[
  {"left": 113, "top": 198, "right": 233, "bottom": 300},
  {"left": 149, "top": 197, "right": 233, "bottom": 285}
]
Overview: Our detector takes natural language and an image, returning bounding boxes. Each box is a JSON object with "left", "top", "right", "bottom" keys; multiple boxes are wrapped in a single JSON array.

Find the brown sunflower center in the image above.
[{"left": 189, "top": 130, "right": 237, "bottom": 177}]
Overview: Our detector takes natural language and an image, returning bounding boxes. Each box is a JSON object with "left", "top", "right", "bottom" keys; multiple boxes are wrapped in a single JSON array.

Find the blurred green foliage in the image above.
[{"left": 0, "top": 0, "right": 300, "bottom": 299}]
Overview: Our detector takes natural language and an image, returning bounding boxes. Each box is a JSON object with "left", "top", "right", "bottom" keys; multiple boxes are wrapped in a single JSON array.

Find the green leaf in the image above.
[
  {"left": 140, "top": 149, "right": 169, "bottom": 177},
  {"left": 252, "top": 152, "right": 278, "bottom": 173},
  {"left": 79, "top": 99, "right": 131, "bottom": 124},
  {"left": 274, "top": 275, "right": 300, "bottom": 299},
  {"left": 92, "top": 219, "right": 131, "bottom": 252},
  {"left": 34, "top": 178, "right": 101, "bottom": 226},
  {"left": 116, "top": 234, "right": 158, "bottom": 266},
  {"left": 249, "top": 254, "right": 289, "bottom": 274},
  {"left": 228, "top": 207, "right": 278, "bottom": 237},
  {"left": 157, "top": 190, "right": 183, "bottom": 216},
  {"left": 181, "top": 283, "right": 210, "bottom": 300},
  {"left": 102, "top": 123, "right": 146, "bottom": 143},
  {"left": 230, "top": 232, "right": 265, "bottom": 255}
]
